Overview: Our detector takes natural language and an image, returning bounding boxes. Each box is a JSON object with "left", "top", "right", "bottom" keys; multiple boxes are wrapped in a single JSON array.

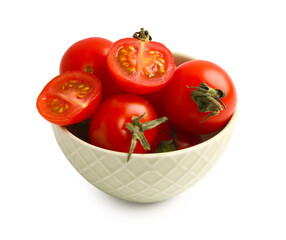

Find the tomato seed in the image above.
[
  {"left": 157, "top": 68, "right": 166, "bottom": 74},
  {"left": 117, "top": 46, "right": 166, "bottom": 78},
  {"left": 120, "top": 57, "right": 127, "bottom": 62},
  {"left": 128, "top": 46, "right": 135, "bottom": 52},
  {"left": 127, "top": 67, "right": 135, "bottom": 74},
  {"left": 156, "top": 61, "right": 164, "bottom": 68},
  {"left": 120, "top": 49, "right": 127, "bottom": 55},
  {"left": 117, "top": 45, "right": 138, "bottom": 75},
  {"left": 121, "top": 62, "right": 129, "bottom": 67},
  {"left": 49, "top": 98, "right": 70, "bottom": 114}
]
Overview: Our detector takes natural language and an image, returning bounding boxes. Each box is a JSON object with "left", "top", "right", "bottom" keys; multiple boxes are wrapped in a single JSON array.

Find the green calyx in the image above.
[
  {"left": 187, "top": 82, "right": 226, "bottom": 123},
  {"left": 132, "top": 28, "right": 152, "bottom": 42},
  {"left": 84, "top": 66, "right": 94, "bottom": 74},
  {"left": 155, "top": 124, "right": 178, "bottom": 153},
  {"left": 156, "top": 139, "right": 177, "bottom": 153},
  {"left": 125, "top": 113, "right": 168, "bottom": 162}
]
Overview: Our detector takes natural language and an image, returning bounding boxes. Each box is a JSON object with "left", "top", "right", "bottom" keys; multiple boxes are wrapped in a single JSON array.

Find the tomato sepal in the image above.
[
  {"left": 125, "top": 113, "right": 168, "bottom": 161},
  {"left": 187, "top": 82, "right": 226, "bottom": 123},
  {"left": 132, "top": 28, "right": 152, "bottom": 42},
  {"left": 155, "top": 132, "right": 176, "bottom": 153}
]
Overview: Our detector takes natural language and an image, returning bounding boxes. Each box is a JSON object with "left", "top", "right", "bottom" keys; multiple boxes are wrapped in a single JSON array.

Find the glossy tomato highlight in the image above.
[{"left": 107, "top": 28, "right": 175, "bottom": 95}]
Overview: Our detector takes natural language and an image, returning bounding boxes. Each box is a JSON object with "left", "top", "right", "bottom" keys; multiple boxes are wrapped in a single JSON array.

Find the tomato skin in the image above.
[
  {"left": 150, "top": 122, "right": 202, "bottom": 153},
  {"left": 107, "top": 38, "right": 175, "bottom": 95},
  {"left": 37, "top": 71, "right": 101, "bottom": 126},
  {"left": 175, "top": 128, "right": 202, "bottom": 149},
  {"left": 88, "top": 94, "right": 158, "bottom": 153},
  {"left": 163, "top": 60, "right": 237, "bottom": 134},
  {"left": 59, "top": 37, "right": 122, "bottom": 101},
  {"left": 143, "top": 88, "right": 166, "bottom": 117}
]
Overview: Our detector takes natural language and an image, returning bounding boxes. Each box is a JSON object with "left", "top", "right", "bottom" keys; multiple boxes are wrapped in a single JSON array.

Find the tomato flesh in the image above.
[
  {"left": 116, "top": 44, "right": 167, "bottom": 78},
  {"left": 107, "top": 38, "right": 175, "bottom": 95},
  {"left": 37, "top": 71, "right": 102, "bottom": 126}
]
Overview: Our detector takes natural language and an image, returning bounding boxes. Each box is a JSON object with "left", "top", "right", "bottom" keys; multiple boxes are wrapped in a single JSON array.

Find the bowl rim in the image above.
[
  {"left": 52, "top": 52, "right": 238, "bottom": 160},
  {"left": 172, "top": 51, "right": 198, "bottom": 61}
]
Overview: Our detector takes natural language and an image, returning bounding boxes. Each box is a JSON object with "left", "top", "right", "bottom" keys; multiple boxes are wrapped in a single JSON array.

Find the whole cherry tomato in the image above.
[
  {"left": 88, "top": 94, "right": 167, "bottom": 161},
  {"left": 163, "top": 60, "right": 237, "bottom": 134},
  {"left": 37, "top": 71, "right": 102, "bottom": 126},
  {"left": 107, "top": 28, "right": 175, "bottom": 95},
  {"left": 59, "top": 37, "right": 122, "bottom": 101}
]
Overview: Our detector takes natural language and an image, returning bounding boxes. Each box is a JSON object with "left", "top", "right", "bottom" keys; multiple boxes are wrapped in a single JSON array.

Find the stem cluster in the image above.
[{"left": 125, "top": 113, "right": 168, "bottom": 161}]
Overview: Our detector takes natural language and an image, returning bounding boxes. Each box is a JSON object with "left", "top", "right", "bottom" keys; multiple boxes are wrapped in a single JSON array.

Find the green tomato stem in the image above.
[
  {"left": 155, "top": 123, "right": 178, "bottom": 153},
  {"left": 125, "top": 113, "right": 168, "bottom": 162},
  {"left": 132, "top": 28, "right": 152, "bottom": 42},
  {"left": 187, "top": 82, "right": 227, "bottom": 123}
]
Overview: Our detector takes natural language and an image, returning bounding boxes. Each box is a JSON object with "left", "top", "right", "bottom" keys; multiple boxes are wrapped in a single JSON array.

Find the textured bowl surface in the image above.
[{"left": 52, "top": 53, "right": 237, "bottom": 203}]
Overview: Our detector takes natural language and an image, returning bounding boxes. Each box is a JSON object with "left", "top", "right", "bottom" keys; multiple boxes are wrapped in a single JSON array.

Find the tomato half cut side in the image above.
[
  {"left": 107, "top": 29, "right": 175, "bottom": 95},
  {"left": 37, "top": 71, "right": 102, "bottom": 126}
]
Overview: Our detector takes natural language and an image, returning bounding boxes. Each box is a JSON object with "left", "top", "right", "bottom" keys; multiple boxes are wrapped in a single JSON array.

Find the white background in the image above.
[{"left": 1, "top": 0, "right": 286, "bottom": 239}]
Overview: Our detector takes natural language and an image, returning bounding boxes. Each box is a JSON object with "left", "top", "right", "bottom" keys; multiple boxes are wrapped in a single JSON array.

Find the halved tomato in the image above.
[
  {"left": 59, "top": 37, "right": 122, "bottom": 101},
  {"left": 107, "top": 28, "right": 175, "bottom": 95},
  {"left": 36, "top": 71, "right": 101, "bottom": 126}
]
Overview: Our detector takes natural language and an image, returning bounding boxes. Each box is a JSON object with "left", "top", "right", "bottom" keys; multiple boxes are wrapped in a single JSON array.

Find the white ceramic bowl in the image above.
[{"left": 52, "top": 53, "right": 238, "bottom": 203}]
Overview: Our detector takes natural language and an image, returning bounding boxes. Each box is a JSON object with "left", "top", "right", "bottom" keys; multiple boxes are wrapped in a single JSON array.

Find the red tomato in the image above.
[
  {"left": 150, "top": 122, "right": 202, "bottom": 153},
  {"left": 88, "top": 94, "right": 165, "bottom": 158},
  {"left": 143, "top": 88, "right": 166, "bottom": 117},
  {"left": 59, "top": 37, "right": 122, "bottom": 101},
  {"left": 163, "top": 60, "right": 237, "bottom": 134},
  {"left": 107, "top": 28, "right": 175, "bottom": 95},
  {"left": 176, "top": 127, "right": 202, "bottom": 149},
  {"left": 37, "top": 71, "right": 102, "bottom": 126}
]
